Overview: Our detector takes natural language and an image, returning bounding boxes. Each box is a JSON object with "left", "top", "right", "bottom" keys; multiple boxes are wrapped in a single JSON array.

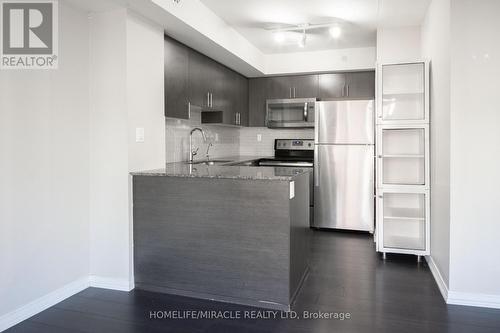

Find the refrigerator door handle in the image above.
[
  {"left": 314, "top": 145, "right": 319, "bottom": 187},
  {"left": 314, "top": 102, "right": 320, "bottom": 142}
]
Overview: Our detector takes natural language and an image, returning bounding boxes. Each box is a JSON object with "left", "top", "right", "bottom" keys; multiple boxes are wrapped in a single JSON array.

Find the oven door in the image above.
[{"left": 266, "top": 98, "right": 316, "bottom": 128}]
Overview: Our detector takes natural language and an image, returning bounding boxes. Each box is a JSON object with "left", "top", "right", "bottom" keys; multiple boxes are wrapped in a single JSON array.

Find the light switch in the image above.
[
  {"left": 215, "top": 133, "right": 219, "bottom": 142},
  {"left": 289, "top": 181, "right": 295, "bottom": 199},
  {"left": 135, "top": 127, "right": 145, "bottom": 143},
  {"left": 257, "top": 134, "right": 262, "bottom": 142}
]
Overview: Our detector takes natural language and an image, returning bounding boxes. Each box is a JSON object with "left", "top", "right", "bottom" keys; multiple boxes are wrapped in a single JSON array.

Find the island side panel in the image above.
[
  {"left": 133, "top": 176, "right": 291, "bottom": 306},
  {"left": 288, "top": 172, "right": 311, "bottom": 301}
]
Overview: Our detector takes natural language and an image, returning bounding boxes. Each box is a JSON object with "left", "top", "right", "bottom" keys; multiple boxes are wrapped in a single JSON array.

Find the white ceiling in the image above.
[{"left": 200, "top": 0, "right": 431, "bottom": 54}]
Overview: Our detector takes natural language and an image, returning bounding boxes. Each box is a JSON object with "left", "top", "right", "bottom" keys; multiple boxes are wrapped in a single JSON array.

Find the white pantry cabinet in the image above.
[
  {"left": 376, "top": 125, "right": 430, "bottom": 189},
  {"left": 377, "top": 61, "right": 429, "bottom": 124},
  {"left": 376, "top": 188, "right": 430, "bottom": 256},
  {"left": 376, "top": 60, "right": 430, "bottom": 259}
]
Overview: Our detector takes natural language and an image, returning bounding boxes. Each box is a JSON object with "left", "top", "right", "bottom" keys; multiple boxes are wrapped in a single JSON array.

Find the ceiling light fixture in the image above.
[
  {"left": 270, "top": 22, "right": 342, "bottom": 47},
  {"left": 329, "top": 26, "right": 342, "bottom": 39}
]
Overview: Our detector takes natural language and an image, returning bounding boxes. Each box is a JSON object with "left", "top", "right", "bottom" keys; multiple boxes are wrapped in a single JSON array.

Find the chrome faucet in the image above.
[
  {"left": 206, "top": 142, "right": 213, "bottom": 160},
  {"left": 189, "top": 127, "right": 207, "bottom": 163}
]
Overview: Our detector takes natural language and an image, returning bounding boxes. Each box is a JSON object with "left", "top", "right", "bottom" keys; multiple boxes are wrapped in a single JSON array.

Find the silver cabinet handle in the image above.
[
  {"left": 293, "top": 87, "right": 296, "bottom": 98},
  {"left": 207, "top": 92, "right": 210, "bottom": 107},
  {"left": 303, "top": 103, "right": 308, "bottom": 121},
  {"left": 289, "top": 87, "right": 292, "bottom": 98},
  {"left": 346, "top": 85, "right": 349, "bottom": 97},
  {"left": 210, "top": 93, "right": 213, "bottom": 107},
  {"left": 188, "top": 102, "right": 191, "bottom": 119},
  {"left": 238, "top": 112, "right": 241, "bottom": 125}
]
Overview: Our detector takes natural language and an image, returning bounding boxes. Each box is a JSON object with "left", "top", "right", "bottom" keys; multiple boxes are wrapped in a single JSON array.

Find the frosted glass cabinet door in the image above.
[
  {"left": 378, "top": 189, "right": 430, "bottom": 254},
  {"left": 378, "top": 62, "right": 428, "bottom": 124},
  {"left": 377, "top": 125, "right": 429, "bottom": 188}
]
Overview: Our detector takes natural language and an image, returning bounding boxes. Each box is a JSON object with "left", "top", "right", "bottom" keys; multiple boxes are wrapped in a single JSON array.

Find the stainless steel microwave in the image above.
[{"left": 266, "top": 98, "right": 316, "bottom": 128}]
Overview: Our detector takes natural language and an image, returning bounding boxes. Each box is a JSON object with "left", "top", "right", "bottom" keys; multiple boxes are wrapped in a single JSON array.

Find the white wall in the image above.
[
  {"left": 127, "top": 12, "right": 166, "bottom": 173},
  {"left": 377, "top": 26, "right": 421, "bottom": 63},
  {"left": 88, "top": 8, "right": 130, "bottom": 287},
  {"left": 0, "top": 0, "right": 90, "bottom": 323},
  {"left": 420, "top": 0, "right": 451, "bottom": 288},
  {"left": 89, "top": 9, "right": 166, "bottom": 288},
  {"left": 448, "top": 0, "right": 500, "bottom": 302},
  {"left": 264, "top": 47, "right": 376, "bottom": 75}
]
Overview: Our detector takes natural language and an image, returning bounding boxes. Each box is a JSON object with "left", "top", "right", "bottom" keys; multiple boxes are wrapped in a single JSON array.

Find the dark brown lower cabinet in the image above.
[{"left": 133, "top": 173, "right": 311, "bottom": 310}]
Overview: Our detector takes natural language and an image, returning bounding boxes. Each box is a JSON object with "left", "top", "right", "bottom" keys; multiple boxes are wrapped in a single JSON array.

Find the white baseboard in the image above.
[
  {"left": 0, "top": 275, "right": 133, "bottom": 332},
  {"left": 0, "top": 277, "right": 89, "bottom": 332},
  {"left": 425, "top": 255, "right": 449, "bottom": 301},
  {"left": 426, "top": 256, "right": 500, "bottom": 309},
  {"left": 89, "top": 275, "right": 133, "bottom": 292},
  {"left": 447, "top": 291, "right": 500, "bottom": 309}
]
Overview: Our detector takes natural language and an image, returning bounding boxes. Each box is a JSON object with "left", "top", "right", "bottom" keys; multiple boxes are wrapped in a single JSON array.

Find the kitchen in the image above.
[{"left": 2, "top": 0, "right": 500, "bottom": 332}]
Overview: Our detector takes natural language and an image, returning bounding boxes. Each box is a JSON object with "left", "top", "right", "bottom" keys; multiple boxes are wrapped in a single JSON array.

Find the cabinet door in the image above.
[
  {"left": 210, "top": 60, "right": 227, "bottom": 111},
  {"left": 377, "top": 61, "right": 429, "bottom": 124},
  {"left": 267, "top": 76, "right": 293, "bottom": 99},
  {"left": 188, "top": 50, "right": 211, "bottom": 108},
  {"left": 345, "top": 71, "right": 375, "bottom": 99},
  {"left": 318, "top": 73, "right": 346, "bottom": 99},
  {"left": 221, "top": 68, "right": 237, "bottom": 124},
  {"left": 164, "top": 36, "right": 189, "bottom": 119},
  {"left": 237, "top": 74, "right": 249, "bottom": 126},
  {"left": 291, "top": 75, "right": 318, "bottom": 98},
  {"left": 377, "top": 188, "right": 430, "bottom": 255},
  {"left": 248, "top": 78, "right": 267, "bottom": 126},
  {"left": 376, "top": 125, "right": 429, "bottom": 189}
]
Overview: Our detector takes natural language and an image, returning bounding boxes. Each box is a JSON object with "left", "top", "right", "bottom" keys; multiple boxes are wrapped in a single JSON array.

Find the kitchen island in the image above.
[{"left": 131, "top": 157, "right": 310, "bottom": 311}]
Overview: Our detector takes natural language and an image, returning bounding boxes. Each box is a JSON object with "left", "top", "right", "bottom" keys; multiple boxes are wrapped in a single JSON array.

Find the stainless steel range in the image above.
[{"left": 258, "top": 139, "right": 314, "bottom": 224}]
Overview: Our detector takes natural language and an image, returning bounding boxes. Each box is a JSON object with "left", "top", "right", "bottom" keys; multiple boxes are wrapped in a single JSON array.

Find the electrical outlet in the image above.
[
  {"left": 257, "top": 134, "right": 262, "bottom": 142},
  {"left": 135, "top": 127, "right": 145, "bottom": 143}
]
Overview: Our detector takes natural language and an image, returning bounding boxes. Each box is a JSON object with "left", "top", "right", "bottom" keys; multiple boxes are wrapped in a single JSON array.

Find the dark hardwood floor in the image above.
[{"left": 7, "top": 230, "right": 500, "bottom": 332}]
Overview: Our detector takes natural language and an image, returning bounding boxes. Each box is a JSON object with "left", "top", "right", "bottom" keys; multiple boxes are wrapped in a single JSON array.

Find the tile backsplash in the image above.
[
  {"left": 166, "top": 110, "right": 314, "bottom": 162},
  {"left": 165, "top": 109, "right": 240, "bottom": 163},
  {"left": 239, "top": 127, "right": 314, "bottom": 156}
]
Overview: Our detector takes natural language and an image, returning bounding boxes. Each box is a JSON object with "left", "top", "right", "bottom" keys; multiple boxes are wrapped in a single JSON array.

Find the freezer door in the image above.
[
  {"left": 315, "top": 100, "right": 374, "bottom": 144},
  {"left": 313, "top": 145, "right": 374, "bottom": 231}
]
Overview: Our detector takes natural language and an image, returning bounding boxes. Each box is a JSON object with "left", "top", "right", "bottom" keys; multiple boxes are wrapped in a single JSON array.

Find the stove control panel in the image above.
[{"left": 275, "top": 139, "right": 314, "bottom": 150}]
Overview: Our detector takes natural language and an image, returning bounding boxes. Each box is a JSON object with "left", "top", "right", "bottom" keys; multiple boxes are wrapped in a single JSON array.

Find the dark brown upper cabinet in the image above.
[
  {"left": 188, "top": 50, "right": 212, "bottom": 109},
  {"left": 248, "top": 77, "right": 268, "bottom": 127},
  {"left": 318, "top": 73, "right": 346, "bottom": 99},
  {"left": 345, "top": 71, "right": 375, "bottom": 99},
  {"left": 166, "top": 35, "right": 249, "bottom": 126},
  {"left": 164, "top": 36, "right": 190, "bottom": 119},
  {"left": 290, "top": 75, "right": 319, "bottom": 98},
  {"left": 318, "top": 71, "right": 375, "bottom": 100}
]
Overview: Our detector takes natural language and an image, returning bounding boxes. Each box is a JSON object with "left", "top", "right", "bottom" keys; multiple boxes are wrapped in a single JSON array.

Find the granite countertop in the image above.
[{"left": 130, "top": 156, "right": 311, "bottom": 181}]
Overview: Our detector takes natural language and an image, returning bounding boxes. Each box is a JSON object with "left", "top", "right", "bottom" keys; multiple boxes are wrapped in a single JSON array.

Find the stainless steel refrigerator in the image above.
[{"left": 313, "top": 100, "right": 375, "bottom": 232}]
